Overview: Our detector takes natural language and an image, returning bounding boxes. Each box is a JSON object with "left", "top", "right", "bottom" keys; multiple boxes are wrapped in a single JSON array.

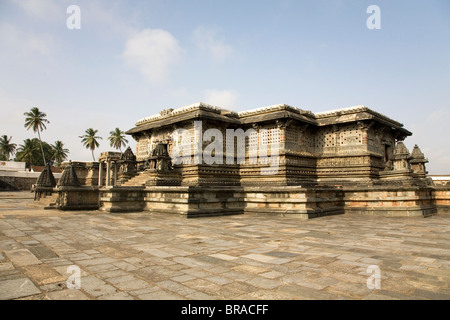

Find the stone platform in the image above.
[
  {"left": 98, "top": 184, "right": 442, "bottom": 218},
  {"left": 99, "top": 185, "right": 346, "bottom": 218}
]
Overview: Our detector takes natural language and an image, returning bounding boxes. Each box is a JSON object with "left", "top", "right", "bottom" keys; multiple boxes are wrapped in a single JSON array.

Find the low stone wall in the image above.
[
  {"left": 432, "top": 187, "right": 450, "bottom": 214},
  {"left": 0, "top": 171, "right": 61, "bottom": 191},
  {"left": 0, "top": 178, "right": 21, "bottom": 191},
  {"left": 343, "top": 186, "right": 437, "bottom": 217},
  {"left": 430, "top": 176, "right": 450, "bottom": 187},
  {"left": 0, "top": 175, "right": 38, "bottom": 191},
  {"left": 243, "top": 186, "right": 344, "bottom": 219},
  {"left": 430, "top": 176, "right": 450, "bottom": 214}
]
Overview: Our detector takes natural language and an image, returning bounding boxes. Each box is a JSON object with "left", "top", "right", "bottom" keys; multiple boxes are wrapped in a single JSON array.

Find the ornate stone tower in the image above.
[
  {"left": 34, "top": 163, "right": 56, "bottom": 200},
  {"left": 58, "top": 161, "right": 81, "bottom": 187},
  {"left": 392, "top": 141, "right": 412, "bottom": 171},
  {"left": 409, "top": 145, "right": 428, "bottom": 177},
  {"left": 118, "top": 147, "right": 137, "bottom": 184}
]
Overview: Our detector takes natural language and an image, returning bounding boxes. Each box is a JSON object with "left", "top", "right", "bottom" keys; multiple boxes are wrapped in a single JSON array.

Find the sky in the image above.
[{"left": 0, "top": 0, "right": 449, "bottom": 174}]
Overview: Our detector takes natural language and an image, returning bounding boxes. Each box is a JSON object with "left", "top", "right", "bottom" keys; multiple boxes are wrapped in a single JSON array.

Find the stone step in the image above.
[{"left": 121, "top": 173, "right": 151, "bottom": 186}]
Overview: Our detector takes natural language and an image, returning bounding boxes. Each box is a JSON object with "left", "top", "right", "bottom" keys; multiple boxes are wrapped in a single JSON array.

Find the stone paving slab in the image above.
[
  {"left": 22, "top": 264, "right": 66, "bottom": 285},
  {"left": 0, "top": 277, "right": 41, "bottom": 300},
  {"left": 4, "top": 249, "right": 42, "bottom": 267},
  {"left": 0, "top": 193, "right": 449, "bottom": 300}
]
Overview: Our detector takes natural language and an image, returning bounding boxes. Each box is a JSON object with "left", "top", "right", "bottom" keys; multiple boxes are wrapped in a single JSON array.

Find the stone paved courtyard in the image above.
[{"left": 0, "top": 192, "right": 449, "bottom": 300}]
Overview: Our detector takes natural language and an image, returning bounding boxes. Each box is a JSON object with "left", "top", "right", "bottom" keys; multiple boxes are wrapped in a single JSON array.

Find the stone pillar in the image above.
[
  {"left": 98, "top": 161, "right": 103, "bottom": 187},
  {"left": 276, "top": 120, "right": 286, "bottom": 144},
  {"left": 332, "top": 125, "right": 340, "bottom": 147},
  {"left": 251, "top": 123, "right": 260, "bottom": 165},
  {"left": 358, "top": 121, "right": 374, "bottom": 151},
  {"left": 85, "top": 162, "right": 99, "bottom": 186},
  {"left": 113, "top": 161, "right": 117, "bottom": 185},
  {"left": 106, "top": 161, "right": 111, "bottom": 186},
  {"left": 357, "top": 122, "right": 366, "bottom": 146}
]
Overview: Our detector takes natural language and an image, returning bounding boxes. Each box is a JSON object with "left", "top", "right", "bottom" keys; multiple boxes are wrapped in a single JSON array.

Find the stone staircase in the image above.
[{"left": 120, "top": 171, "right": 152, "bottom": 187}]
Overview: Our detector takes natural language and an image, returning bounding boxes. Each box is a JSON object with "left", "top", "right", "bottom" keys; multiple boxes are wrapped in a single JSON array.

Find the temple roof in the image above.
[
  {"left": 237, "top": 104, "right": 314, "bottom": 117},
  {"left": 35, "top": 164, "right": 56, "bottom": 188},
  {"left": 314, "top": 105, "right": 405, "bottom": 127},
  {"left": 135, "top": 102, "right": 238, "bottom": 126},
  {"left": 127, "top": 102, "right": 240, "bottom": 134},
  {"left": 58, "top": 162, "right": 80, "bottom": 187},
  {"left": 126, "top": 102, "right": 411, "bottom": 136}
]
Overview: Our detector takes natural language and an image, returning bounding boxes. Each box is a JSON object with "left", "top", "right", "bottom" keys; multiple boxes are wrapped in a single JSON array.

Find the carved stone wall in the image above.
[{"left": 131, "top": 109, "right": 418, "bottom": 187}]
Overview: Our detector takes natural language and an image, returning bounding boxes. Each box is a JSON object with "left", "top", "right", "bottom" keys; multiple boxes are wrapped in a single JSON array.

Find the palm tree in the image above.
[
  {"left": 16, "top": 138, "right": 40, "bottom": 169},
  {"left": 108, "top": 128, "right": 128, "bottom": 154},
  {"left": 79, "top": 128, "right": 102, "bottom": 161},
  {"left": 0, "top": 135, "right": 17, "bottom": 161},
  {"left": 24, "top": 107, "right": 49, "bottom": 166},
  {"left": 51, "top": 140, "right": 69, "bottom": 167}
]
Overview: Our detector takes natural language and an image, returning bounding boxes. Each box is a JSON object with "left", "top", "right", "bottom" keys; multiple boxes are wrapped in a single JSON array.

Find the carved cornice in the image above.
[
  {"left": 127, "top": 102, "right": 412, "bottom": 139},
  {"left": 135, "top": 102, "right": 238, "bottom": 126}
]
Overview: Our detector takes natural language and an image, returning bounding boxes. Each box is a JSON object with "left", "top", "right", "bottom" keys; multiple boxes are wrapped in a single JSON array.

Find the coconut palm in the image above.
[
  {"left": 79, "top": 128, "right": 102, "bottom": 161},
  {"left": 24, "top": 107, "right": 49, "bottom": 166},
  {"left": 51, "top": 140, "right": 69, "bottom": 167},
  {"left": 108, "top": 128, "right": 128, "bottom": 154},
  {"left": 0, "top": 135, "right": 17, "bottom": 161},
  {"left": 15, "top": 138, "right": 40, "bottom": 169}
]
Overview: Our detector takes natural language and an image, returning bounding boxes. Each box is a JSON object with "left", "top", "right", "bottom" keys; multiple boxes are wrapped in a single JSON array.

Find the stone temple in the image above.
[{"left": 35, "top": 102, "right": 450, "bottom": 218}]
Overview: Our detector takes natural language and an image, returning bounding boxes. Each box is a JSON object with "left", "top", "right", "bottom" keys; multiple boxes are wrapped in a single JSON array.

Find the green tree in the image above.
[
  {"left": 15, "top": 138, "right": 40, "bottom": 169},
  {"left": 0, "top": 135, "right": 17, "bottom": 161},
  {"left": 15, "top": 138, "right": 53, "bottom": 168},
  {"left": 39, "top": 141, "right": 54, "bottom": 166},
  {"left": 24, "top": 107, "right": 49, "bottom": 166},
  {"left": 108, "top": 128, "right": 128, "bottom": 154},
  {"left": 79, "top": 128, "right": 102, "bottom": 161},
  {"left": 51, "top": 140, "right": 69, "bottom": 167}
]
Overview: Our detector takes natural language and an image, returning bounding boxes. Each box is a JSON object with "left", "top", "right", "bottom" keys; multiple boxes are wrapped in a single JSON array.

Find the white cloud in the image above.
[
  {"left": 0, "top": 23, "right": 54, "bottom": 55},
  {"left": 203, "top": 89, "right": 238, "bottom": 109},
  {"left": 193, "top": 26, "right": 234, "bottom": 62},
  {"left": 83, "top": 1, "right": 137, "bottom": 37},
  {"left": 122, "top": 29, "right": 182, "bottom": 84},
  {"left": 11, "top": 0, "right": 60, "bottom": 21}
]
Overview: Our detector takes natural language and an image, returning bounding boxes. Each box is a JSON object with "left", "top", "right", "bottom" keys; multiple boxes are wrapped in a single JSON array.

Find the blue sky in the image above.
[{"left": 1, "top": 0, "right": 449, "bottom": 173}]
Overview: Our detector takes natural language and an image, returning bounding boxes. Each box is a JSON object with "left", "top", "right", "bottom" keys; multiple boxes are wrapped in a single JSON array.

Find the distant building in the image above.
[
  {"left": 430, "top": 175, "right": 450, "bottom": 186},
  {"left": 29, "top": 165, "right": 63, "bottom": 174},
  {"left": 0, "top": 161, "right": 26, "bottom": 172}
]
